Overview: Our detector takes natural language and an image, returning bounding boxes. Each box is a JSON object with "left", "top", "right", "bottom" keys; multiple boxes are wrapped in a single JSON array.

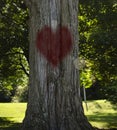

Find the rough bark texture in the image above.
[{"left": 21, "top": 0, "right": 94, "bottom": 130}]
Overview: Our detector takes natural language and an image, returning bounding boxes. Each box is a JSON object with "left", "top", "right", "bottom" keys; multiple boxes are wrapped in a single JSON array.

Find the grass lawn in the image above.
[
  {"left": 0, "top": 100, "right": 117, "bottom": 130},
  {"left": 0, "top": 103, "right": 26, "bottom": 130},
  {"left": 83, "top": 100, "right": 117, "bottom": 129}
]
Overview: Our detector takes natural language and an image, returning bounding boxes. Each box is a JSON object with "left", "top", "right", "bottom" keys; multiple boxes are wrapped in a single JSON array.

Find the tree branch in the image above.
[{"left": 19, "top": 58, "right": 29, "bottom": 77}]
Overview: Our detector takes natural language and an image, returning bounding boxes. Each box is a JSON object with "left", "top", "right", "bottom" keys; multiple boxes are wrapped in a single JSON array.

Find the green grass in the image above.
[
  {"left": 0, "top": 100, "right": 117, "bottom": 130},
  {"left": 83, "top": 100, "right": 117, "bottom": 129},
  {"left": 0, "top": 103, "right": 26, "bottom": 130}
]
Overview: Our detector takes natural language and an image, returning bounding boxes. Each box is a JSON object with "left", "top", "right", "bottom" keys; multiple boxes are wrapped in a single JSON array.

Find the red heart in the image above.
[{"left": 36, "top": 26, "right": 73, "bottom": 67}]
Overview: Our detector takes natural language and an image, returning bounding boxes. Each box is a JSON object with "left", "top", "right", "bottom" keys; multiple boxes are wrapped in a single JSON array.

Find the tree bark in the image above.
[{"left": 21, "top": 0, "right": 94, "bottom": 130}]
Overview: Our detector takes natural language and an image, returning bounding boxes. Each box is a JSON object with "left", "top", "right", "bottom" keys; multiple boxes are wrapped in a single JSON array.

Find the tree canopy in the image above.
[
  {"left": 0, "top": 0, "right": 29, "bottom": 102},
  {"left": 79, "top": 0, "right": 117, "bottom": 103}
]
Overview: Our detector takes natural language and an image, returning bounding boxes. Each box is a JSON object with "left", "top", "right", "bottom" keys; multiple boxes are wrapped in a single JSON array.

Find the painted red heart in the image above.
[{"left": 36, "top": 26, "right": 73, "bottom": 67}]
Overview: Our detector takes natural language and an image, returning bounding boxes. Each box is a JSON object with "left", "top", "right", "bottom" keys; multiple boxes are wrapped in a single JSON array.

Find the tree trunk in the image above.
[{"left": 21, "top": 0, "right": 94, "bottom": 130}]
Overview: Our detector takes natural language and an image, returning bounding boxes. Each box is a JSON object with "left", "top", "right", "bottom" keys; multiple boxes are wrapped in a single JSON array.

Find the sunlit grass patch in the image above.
[
  {"left": 0, "top": 100, "right": 117, "bottom": 130},
  {"left": 0, "top": 103, "right": 26, "bottom": 130},
  {"left": 83, "top": 100, "right": 117, "bottom": 129},
  {"left": 0, "top": 103, "right": 26, "bottom": 123}
]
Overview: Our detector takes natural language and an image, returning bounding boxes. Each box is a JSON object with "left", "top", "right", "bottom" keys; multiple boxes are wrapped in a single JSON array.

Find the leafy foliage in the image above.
[
  {"left": 0, "top": 0, "right": 29, "bottom": 102},
  {"left": 79, "top": 0, "right": 117, "bottom": 103}
]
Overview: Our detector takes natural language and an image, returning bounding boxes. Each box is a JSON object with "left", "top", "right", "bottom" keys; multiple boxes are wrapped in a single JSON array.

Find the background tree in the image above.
[
  {"left": 0, "top": 0, "right": 29, "bottom": 101},
  {"left": 79, "top": 0, "right": 117, "bottom": 103},
  {"left": 21, "top": 0, "right": 94, "bottom": 130}
]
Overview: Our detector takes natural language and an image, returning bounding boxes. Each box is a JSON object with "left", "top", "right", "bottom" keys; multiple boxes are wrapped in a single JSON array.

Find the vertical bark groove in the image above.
[{"left": 21, "top": 0, "right": 95, "bottom": 130}]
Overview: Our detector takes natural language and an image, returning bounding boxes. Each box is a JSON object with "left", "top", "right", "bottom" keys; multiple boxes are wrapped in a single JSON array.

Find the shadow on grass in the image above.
[
  {"left": 0, "top": 115, "right": 117, "bottom": 130},
  {"left": 87, "top": 113, "right": 117, "bottom": 129},
  {"left": 0, "top": 117, "right": 21, "bottom": 130}
]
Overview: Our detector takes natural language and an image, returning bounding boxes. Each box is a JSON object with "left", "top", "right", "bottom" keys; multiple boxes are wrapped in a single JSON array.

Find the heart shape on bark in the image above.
[{"left": 36, "top": 26, "right": 73, "bottom": 67}]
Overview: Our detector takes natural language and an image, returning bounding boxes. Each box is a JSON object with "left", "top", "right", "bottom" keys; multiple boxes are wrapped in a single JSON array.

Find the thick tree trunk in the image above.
[{"left": 22, "top": 0, "right": 94, "bottom": 130}]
